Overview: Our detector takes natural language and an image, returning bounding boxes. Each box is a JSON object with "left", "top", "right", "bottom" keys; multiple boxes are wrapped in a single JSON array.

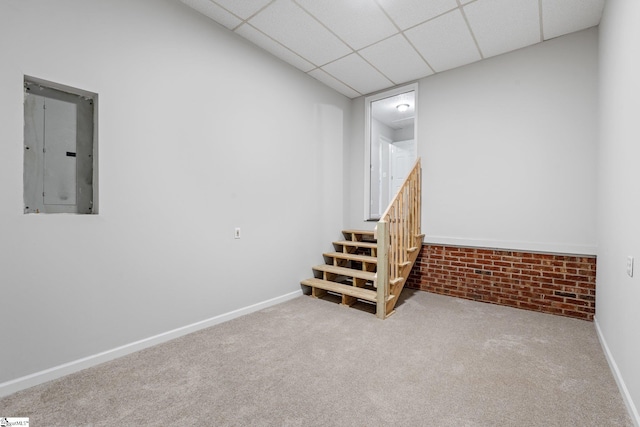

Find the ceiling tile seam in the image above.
[
  {"left": 292, "top": 0, "right": 357, "bottom": 53},
  {"left": 312, "top": 45, "right": 406, "bottom": 87},
  {"left": 306, "top": 69, "right": 363, "bottom": 97},
  {"left": 371, "top": 0, "right": 437, "bottom": 76},
  {"left": 457, "top": 1, "right": 485, "bottom": 60},
  {"left": 245, "top": 0, "right": 277, "bottom": 21},
  {"left": 398, "top": 32, "right": 437, "bottom": 76},
  {"left": 313, "top": 36, "right": 414, "bottom": 71},
  {"left": 349, "top": 31, "right": 435, "bottom": 76},
  {"left": 232, "top": 1, "right": 278, "bottom": 31},
  {"left": 312, "top": 46, "right": 412, "bottom": 96},
  {"left": 195, "top": 1, "right": 355, "bottom": 76},
  {"left": 368, "top": 0, "right": 403, "bottom": 41},
  {"left": 315, "top": 50, "right": 361, "bottom": 69},
  {"left": 231, "top": 18, "right": 252, "bottom": 32},
  {"left": 538, "top": 0, "right": 545, "bottom": 42},
  {"left": 205, "top": 0, "right": 270, "bottom": 31},
  {"left": 236, "top": 22, "right": 320, "bottom": 69},
  {"left": 353, "top": 31, "right": 399, "bottom": 53},
  {"left": 391, "top": 5, "right": 462, "bottom": 34},
  {"left": 329, "top": 32, "right": 420, "bottom": 84},
  {"left": 372, "top": 0, "right": 404, "bottom": 33},
  {"left": 354, "top": 51, "right": 397, "bottom": 87},
  {"left": 192, "top": 1, "right": 362, "bottom": 98},
  {"left": 305, "top": 2, "right": 490, "bottom": 94}
]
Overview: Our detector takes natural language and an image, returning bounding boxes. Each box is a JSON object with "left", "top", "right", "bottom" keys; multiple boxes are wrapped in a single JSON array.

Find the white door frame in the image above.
[{"left": 364, "top": 83, "right": 418, "bottom": 221}]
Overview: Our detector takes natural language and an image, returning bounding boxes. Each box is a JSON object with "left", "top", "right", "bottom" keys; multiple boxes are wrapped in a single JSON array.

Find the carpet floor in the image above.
[{"left": 0, "top": 290, "right": 633, "bottom": 426}]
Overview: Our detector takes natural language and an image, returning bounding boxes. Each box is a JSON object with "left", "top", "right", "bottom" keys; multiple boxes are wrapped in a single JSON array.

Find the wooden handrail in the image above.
[{"left": 376, "top": 158, "right": 422, "bottom": 319}]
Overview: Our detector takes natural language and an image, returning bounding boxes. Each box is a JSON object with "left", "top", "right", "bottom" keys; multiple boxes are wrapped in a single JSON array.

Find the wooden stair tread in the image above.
[
  {"left": 312, "top": 265, "right": 375, "bottom": 281},
  {"left": 323, "top": 252, "right": 377, "bottom": 263},
  {"left": 301, "top": 278, "right": 377, "bottom": 302},
  {"left": 333, "top": 240, "right": 377, "bottom": 249}
]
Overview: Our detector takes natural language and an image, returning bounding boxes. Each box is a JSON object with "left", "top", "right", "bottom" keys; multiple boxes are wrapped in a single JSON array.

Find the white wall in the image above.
[
  {"left": 345, "top": 99, "right": 369, "bottom": 228},
  {"left": 0, "top": 0, "right": 349, "bottom": 387},
  {"left": 596, "top": 0, "right": 640, "bottom": 422},
  {"left": 346, "top": 29, "right": 598, "bottom": 255},
  {"left": 394, "top": 126, "right": 414, "bottom": 142}
]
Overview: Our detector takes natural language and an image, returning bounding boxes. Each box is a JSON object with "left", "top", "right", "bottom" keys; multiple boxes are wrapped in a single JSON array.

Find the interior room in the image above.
[{"left": 0, "top": 0, "right": 638, "bottom": 425}]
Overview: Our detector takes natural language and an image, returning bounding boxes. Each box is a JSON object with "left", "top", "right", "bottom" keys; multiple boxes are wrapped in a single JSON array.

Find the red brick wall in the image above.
[{"left": 406, "top": 245, "right": 596, "bottom": 321}]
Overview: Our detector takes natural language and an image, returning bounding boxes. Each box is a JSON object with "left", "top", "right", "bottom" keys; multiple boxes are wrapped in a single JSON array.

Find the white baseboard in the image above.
[
  {"left": 0, "top": 290, "right": 302, "bottom": 398},
  {"left": 594, "top": 317, "right": 640, "bottom": 427}
]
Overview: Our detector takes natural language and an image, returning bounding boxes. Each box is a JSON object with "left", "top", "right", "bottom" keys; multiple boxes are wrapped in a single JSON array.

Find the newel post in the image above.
[{"left": 376, "top": 220, "right": 389, "bottom": 319}]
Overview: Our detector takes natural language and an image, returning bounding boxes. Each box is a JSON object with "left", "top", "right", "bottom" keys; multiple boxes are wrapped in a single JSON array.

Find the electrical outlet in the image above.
[
  {"left": 234, "top": 227, "right": 241, "bottom": 239},
  {"left": 627, "top": 256, "right": 634, "bottom": 277}
]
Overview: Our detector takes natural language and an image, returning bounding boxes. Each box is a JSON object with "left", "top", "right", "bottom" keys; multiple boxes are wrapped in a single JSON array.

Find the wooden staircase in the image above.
[
  {"left": 301, "top": 228, "right": 422, "bottom": 318},
  {"left": 301, "top": 229, "right": 422, "bottom": 318},
  {"left": 302, "top": 230, "right": 379, "bottom": 307},
  {"left": 301, "top": 159, "right": 423, "bottom": 319}
]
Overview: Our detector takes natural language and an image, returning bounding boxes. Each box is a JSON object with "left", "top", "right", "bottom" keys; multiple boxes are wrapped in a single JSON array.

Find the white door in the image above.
[
  {"left": 390, "top": 139, "right": 415, "bottom": 199},
  {"left": 379, "top": 136, "right": 391, "bottom": 215}
]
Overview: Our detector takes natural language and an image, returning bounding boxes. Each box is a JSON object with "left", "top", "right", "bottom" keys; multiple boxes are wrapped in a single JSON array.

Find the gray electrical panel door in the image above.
[
  {"left": 43, "top": 97, "right": 77, "bottom": 206},
  {"left": 24, "top": 81, "right": 94, "bottom": 214}
]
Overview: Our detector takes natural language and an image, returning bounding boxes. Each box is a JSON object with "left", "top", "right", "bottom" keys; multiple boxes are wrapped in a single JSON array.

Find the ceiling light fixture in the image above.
[{"left": 396, "top": 103, "right": 410, "bottom": 112}]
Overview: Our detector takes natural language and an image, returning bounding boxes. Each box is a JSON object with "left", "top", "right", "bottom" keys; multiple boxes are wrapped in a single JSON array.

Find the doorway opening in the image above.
[{"left": 365, "top": 84, "right": 417, "bottom": 220}]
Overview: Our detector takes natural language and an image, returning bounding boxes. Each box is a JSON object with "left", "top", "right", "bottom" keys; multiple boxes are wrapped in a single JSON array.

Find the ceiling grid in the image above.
[
  {"left": 457, "top": 0, "right": 486, "bottom": 61},
  {"left": 180, "top": 0, "right": 605, "bottom": 98}
]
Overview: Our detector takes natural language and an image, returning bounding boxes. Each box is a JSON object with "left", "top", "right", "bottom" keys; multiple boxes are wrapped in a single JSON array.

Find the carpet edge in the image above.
[{"left": 0, "top": 290, "right": 303, "bottom": 398}]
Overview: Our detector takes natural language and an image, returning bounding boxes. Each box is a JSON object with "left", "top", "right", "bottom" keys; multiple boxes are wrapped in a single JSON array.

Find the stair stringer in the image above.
[{"left": 384, "top": 237, "right": 423, "bottom": 317}]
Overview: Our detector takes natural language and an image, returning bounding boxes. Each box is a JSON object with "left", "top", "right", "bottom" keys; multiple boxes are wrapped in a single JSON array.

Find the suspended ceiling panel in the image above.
[
  {"left": 376, "top": 0, "right": 458, "bottom": 31},
  {"left": 405, "top": 10, "right": 481, "bottom": 73},
  {"left": 213, "top": 0, "right": 272, "bottom": 19},
  {"left": 322, "top": 53, "right": 392, "bottom": 95},
  {"left": 248, "top": 0, "right": 351, "bottom": 66},
  {"left": 542, "top": 0, "right": 605, "bottom": 40},
  {"left": 180, "top": 0, "right": 605, "bottom": 99},
  {"left": 464, "top": 0, "right": 541, "bottom": 59},
  {"left": 235, "top": 23, "right": 315, "bottom": 72},
  {"left": 359, "top": 34, "right": 434, "bottom": 84},
  {"left": 296, "top": 0, "right": 397, "bottom": 51},
  {"left": 308, "top": 69, "right": 361, "bottom": 98}
]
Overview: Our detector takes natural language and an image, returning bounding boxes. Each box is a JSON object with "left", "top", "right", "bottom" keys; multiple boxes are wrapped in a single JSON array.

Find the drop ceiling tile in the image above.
[
  {"left": 180, "top": 0, "right": 242, "bottom": 30},
  {"left": 542, "top": 0, "right": 605, "bottom": 40},
  {"left": 359, "top": 34, "right": 433, "bottom": 84},
  {"left": 464, "top": 0, "right": 540, "bottom": 59},
  {"left": 308, "top": 69, "right": 361, "bottom": 98},
  {"left": 212, "top": 0, "right": 272, "bottom": 20},
  {"left": 377, "top": 0, "right": 457, "bottom": 30},
  {"left": 322, "top": 53, "right": 393, "bottom": 95},
  {"left": 249, "top": 0, "right": 351, "bottom": 66},
  {"left": 295, "top": 0, "right": 397, "bottom": 50},
  {"left": 235, "top": 24, "right": 315, "bottom": 72},
  {"left": 405, "top": 10, "right": 481, "bottom": 73}
]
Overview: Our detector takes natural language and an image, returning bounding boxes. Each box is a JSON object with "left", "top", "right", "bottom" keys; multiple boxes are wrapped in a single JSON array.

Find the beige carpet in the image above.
[{"left": 0, "top": 290, "right": 632, "bottom": 426}]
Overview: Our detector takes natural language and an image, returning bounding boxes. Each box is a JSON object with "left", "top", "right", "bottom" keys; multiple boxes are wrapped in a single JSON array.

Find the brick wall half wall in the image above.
[{"left": 406, "top": 245, "right": 596, "bottom": 321}]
